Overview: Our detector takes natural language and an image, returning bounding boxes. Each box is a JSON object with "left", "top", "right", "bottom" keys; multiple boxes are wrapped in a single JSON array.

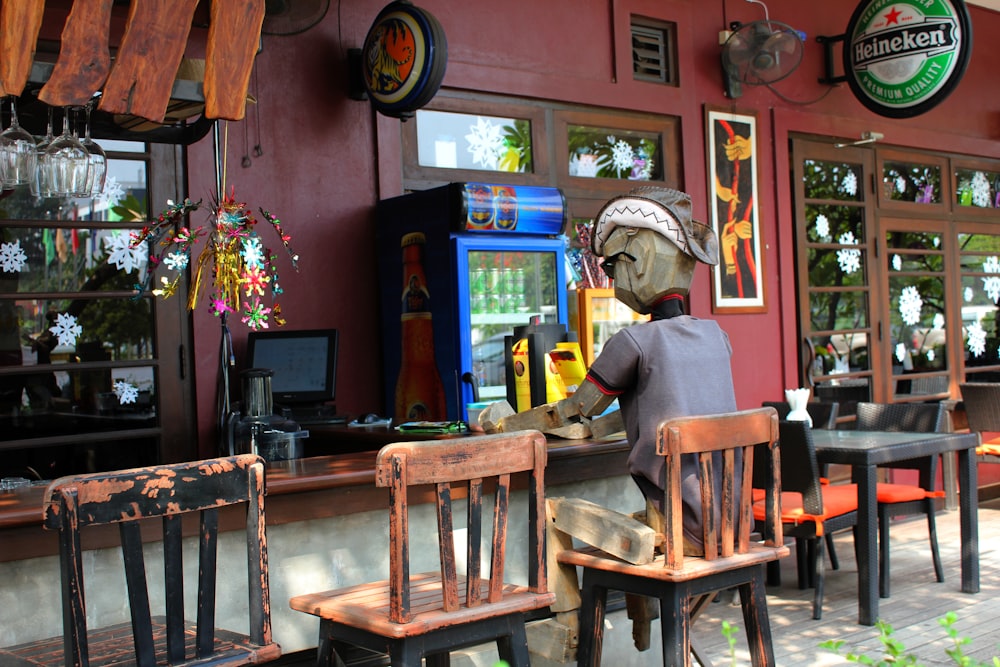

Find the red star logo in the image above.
[{"left": 884, "top": 7, "right": 902, "bottom": 25}]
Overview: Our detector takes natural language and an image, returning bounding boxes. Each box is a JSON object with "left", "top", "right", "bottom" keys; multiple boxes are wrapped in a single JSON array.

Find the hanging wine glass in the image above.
[
  {"left": 1, "top": 96, "right": 38, "bottom": 188},
  {"left": 29, "top": 106, "right": 56, "bottom": 198},
  {"left": 42, "top": 107, "right": 89, "bottom": 197},
  {"left": 79, "top": 100, "right": 106, "bottom": 197}
]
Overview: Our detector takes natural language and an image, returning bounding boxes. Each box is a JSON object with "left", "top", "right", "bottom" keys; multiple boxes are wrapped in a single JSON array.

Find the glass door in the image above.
[
  {"left": 792, "top": 139, "right": 877, "bottom": 415},
  {"left": 455, "top": 235, "right": 566, "bottom": 403},
  {"left": 879, "top": 219, "right": 950, "bottom": 401}
]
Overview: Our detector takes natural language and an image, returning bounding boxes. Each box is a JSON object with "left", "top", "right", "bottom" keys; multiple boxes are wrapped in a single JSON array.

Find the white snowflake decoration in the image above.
[
  {"left": 49, "top": 312, "right": 82, "bottom": 347},
  {"left": 971, "top": 171, "right": 992, "bottom": 208},
  {"left": 964, "top": 286, "right": 974, "bottom": 302},
  {"left": 464, "top": 117, "right": 505, "bottom": 170},
  {"left": 933, "top": 236, "right": 940, "bottom": 248},
  {"left": 836, "top": 231, "right": 861, "bottom": 274},
  {"left": 895, "top": 175, "right": 906, "bottom": 194},
  {"left": 933, "top": 313, "right": 945, "bottom": 329},
  {"left": 892, "top": 254, "right": 902, "bottom": 271},
  {"left": 0, "top": 240, "right": 27, "bottom": 273},
  {"left": 841, "top": 170, "right": 858, "bottom": 196},
  {"left": 895, "top": 342, "right": 907, "bottom": 363},
  {"left": 104, "top": 231, "right": 147, "bottom": 274},
  {"left": 114, "top": 380, "right": 139, "bottom": 405},
  {"left": 926, "top": 349, "right": 936, "bottom": 362},
  {"left": 983, "top": 256, "right": 1000, "bottom": 303},
  {"left": 815, "top": 214, "right": 830, "bottom": 240},
  {"left": 899, "top": 285, "right": 923, "bottom": 326},
  {"left": 241, "top": 236, "right": 265, "bottom": 268},
  {"left": 984, "top": 276, "right": 1000, "bottom": 304},
  {"left": 569, "top": 153, "right": 599, "bottom": 178},
  {"left": 163, "top": 251, "right": 188, "bottom": 271},
  {"left": 968, "top": 321, "right": 987, "bottom": 358},
  {"left": 95, "top": 175, "right": 126, "bottom": 208},
  {"left": 610, "top": 138, "right": 635, "bottom": 175}
]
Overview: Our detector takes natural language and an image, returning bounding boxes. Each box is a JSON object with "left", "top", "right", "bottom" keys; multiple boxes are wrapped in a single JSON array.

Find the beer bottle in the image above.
[{"left": 395, "top": 232, "right": 447, "bottom": 421}]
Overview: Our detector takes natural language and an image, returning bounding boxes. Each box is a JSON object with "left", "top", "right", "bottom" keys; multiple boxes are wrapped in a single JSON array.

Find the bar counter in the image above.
[{"left": 0, "top": 429, "right": 642, "bottom": 654}]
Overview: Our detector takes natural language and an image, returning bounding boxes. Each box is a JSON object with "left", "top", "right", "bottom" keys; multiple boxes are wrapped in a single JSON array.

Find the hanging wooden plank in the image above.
[
  {"left": 204, "top": 0, "right": 265, "bottom": 121},
  {"left": 0, "top": 0, "right": 45, "bottom": 97},
  {"left": 99, "top": 0, "right": 200, "bottom": 124},
  {"left": 38, "top": 0, "right": 115, "bottom": 108}
]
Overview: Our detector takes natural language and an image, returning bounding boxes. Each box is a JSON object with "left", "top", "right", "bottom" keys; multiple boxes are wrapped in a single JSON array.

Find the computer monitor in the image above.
[{"left": 245, "top": 328, "right": 338, "bottom": 407}]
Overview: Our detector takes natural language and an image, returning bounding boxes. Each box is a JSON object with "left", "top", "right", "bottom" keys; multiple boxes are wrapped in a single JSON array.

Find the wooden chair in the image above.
[
  {"left": 0, "top": 454, "right": 280, "bottom": 667},
  {"left": 752, "top": 420, "right": 858, "bottom": 620},
  {"left": 761, "top": 400, "right": 840, "bottom": 429},
  {"left": 855, "top": 401, "right": 947, "bottom": 598},
  {"left": 289, "top": 430, "right": 555, "bottom": 666},
  {"left": 958, "top": 382, "right": 1000, "bottom": 464},
  {"left": 557, "top": 408, "right": 790, "bottom": 667}
]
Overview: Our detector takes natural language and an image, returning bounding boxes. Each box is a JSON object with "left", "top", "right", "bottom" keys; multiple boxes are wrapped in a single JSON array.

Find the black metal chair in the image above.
[
  {"left": 762, "top": 400, "right": 842, "bottom": 568},
  {"left": 959, "top": 382, "right": 1000, "bottom": 464},
  {"left": 752, "top": 420, "right": 858, "bottom": 619},
  {"left": 855, "top": 401, "right": 947, "bottom": 598}
]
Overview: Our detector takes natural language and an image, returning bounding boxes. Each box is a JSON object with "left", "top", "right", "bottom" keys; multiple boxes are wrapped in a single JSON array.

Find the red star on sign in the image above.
[{"left": 884, "top": 7, "right": 902, "bottom": 24}]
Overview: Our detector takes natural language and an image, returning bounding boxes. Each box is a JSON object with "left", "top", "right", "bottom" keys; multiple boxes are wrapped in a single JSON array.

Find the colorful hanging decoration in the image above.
[{"left": 129, "top": 188, "right": 299, "bottom": 330}]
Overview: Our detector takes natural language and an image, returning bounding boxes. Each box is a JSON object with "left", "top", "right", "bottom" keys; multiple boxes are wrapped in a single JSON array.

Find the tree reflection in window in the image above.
[
  {"left": 567, "top": 124, "right": 661, "bottom": 180},
  {"left": 415, "top": 110, "right": 533, "bottom": 173}
]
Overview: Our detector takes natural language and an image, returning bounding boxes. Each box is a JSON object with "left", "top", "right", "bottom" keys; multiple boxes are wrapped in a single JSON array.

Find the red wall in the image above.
[{"left": 183, "top": 0, "right": 1000, "bottom": 475}]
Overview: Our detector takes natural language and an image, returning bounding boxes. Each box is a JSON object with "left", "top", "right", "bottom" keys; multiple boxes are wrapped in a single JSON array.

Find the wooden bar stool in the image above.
[
  {"left": 557, "top": 408, "right": 789, "bottom": 667},
  {"left": 290, "top": 430, "right": 555, "bottom": 666}
]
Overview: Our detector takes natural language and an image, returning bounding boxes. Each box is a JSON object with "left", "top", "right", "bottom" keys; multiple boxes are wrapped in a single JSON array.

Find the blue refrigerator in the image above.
[{"left": 376, "top": 182, "right": 569, "bottom": 422}]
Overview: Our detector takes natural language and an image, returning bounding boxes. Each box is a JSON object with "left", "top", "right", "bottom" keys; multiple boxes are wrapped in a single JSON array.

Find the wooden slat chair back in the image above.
[
  {"left": 752, "top": 420, "right": 858, "bottom": 619},
  {"left": 0, "top": 454, "right": 280, "bottom": 667},
  {"left": 958, "top": 382, "right": 1000, "bottom": 463},
  {"left": 855, "top": 401, "right": 947, "bottom": 597},
  {"left": 557, "top": 408, "right": 790, "bottom": 667},
  {"left": 289, "top": 430, "right": 556, "bottom": 666}
]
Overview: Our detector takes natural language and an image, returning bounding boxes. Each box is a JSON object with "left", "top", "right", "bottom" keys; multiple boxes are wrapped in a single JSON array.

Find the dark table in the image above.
[{"left": 810, "top": 429, "right": 980, "bottom": 625}]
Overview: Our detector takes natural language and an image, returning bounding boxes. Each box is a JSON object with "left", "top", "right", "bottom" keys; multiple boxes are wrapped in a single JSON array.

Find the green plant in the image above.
[
  {"left": 818, "top": 612, "right": 1000, "bottom": 667},
  {"left": 721, "top": 620, "right": 740, "bottom": 667}
]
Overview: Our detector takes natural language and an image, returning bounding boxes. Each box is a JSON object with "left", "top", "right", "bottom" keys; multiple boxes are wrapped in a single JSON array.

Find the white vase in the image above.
[{"left": 784, "top": 388, "right": 813, "bottom": 427}]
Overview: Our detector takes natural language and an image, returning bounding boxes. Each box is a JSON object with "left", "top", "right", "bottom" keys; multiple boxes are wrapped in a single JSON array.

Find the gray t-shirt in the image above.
[{"left": 586, "top": 315, "right": 738, "bottom": 545}]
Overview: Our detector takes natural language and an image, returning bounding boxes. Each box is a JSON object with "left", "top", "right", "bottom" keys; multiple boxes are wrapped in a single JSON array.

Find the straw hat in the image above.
[{"left": 591, "top": 187, "right": 719, "bottom": 266}]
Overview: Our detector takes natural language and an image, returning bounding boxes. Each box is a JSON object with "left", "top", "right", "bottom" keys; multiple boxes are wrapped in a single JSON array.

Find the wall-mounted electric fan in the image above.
[
  {"left": 262, "top": 0, "right": 330, "bottom": 36},
  {"left": 721, "top": 19, "right": 804, "bottom": 98}
]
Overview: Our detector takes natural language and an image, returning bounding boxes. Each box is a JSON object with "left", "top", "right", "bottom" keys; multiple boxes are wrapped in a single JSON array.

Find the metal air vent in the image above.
[{"left": 631, "top": 18, "right": 676, "bottom": 85}]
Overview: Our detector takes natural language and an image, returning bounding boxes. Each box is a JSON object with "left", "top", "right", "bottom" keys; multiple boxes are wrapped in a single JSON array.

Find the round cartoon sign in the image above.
[
  {"left": 361, "top": 1, "right": 447, "bottom": 119},
  {"left": 843, "top": 0, "right": 972, "bottom": 118}
]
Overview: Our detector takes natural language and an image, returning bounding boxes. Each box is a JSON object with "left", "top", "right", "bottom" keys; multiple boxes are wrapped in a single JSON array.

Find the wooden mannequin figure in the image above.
[{"left": 482, "top": 186, "right": 738, "bottom": 550}]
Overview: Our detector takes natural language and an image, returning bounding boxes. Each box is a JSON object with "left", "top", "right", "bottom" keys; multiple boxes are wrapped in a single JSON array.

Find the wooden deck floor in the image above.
[{"left": 689, "top": 497, "right": 1000, "bottom": 666}]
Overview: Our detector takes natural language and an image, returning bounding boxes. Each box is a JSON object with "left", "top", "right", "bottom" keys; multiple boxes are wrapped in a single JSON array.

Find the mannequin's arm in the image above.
[{"left": 480, "top": 378, "right": 620, "bottom": 437}]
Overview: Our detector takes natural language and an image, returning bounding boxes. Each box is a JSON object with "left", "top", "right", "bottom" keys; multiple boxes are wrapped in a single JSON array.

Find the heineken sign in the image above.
[{"left": 844, "top": 0, "right": 972, "bottom": 118}]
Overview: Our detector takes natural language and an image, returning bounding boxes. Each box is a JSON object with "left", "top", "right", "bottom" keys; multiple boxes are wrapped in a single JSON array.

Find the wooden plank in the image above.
[
  {"left": 38, "top": 0, "right": 114, "bottom": 108},
  {"left": 204, "top": 0, "right": 266, "bottom": 120},
  {"left": 0, "top": 0, "right": 44, "bottom": 96},
  {"left": 526, "top": 618, "right": 577, "bottom": 663},
  {"left": 548, "top": 496, "right": 656, "bottom": 565},
  {"left": 99, "top": 0, "right": 200, "bottom": 123},
  {"left": 545, "top": 499, "right": 581, "bottom": 614}
]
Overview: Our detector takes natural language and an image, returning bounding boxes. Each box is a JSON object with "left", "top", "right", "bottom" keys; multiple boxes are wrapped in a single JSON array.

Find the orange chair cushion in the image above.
[
  {"left": 752, "top": 483, "right": 858, "bottom": 536},
  {"left": 875, "top": 482, "right": 937, "bottom": 504},
  {"left": 977, "top": 435, "right": 1000, "bottom": 457}
]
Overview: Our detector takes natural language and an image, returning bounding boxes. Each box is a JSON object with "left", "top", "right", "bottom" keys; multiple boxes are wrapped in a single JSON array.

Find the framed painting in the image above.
[{"left": 705, "top": 106, "right": 766, "bottom": 313}]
